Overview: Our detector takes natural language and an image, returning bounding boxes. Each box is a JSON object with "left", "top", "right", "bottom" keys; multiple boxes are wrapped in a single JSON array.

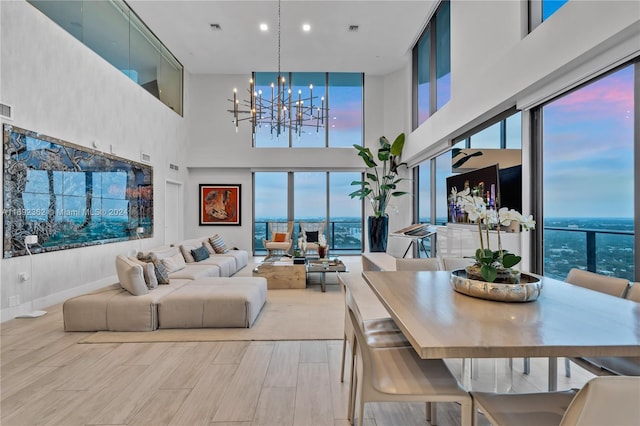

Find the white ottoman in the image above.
[{"left": 158, "top": 277, "right": 267, "bottom": 328}]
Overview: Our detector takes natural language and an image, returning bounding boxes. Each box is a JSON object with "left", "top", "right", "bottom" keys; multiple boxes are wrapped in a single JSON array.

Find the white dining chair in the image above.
[
  {"left": 395, "top": 257, "right": 442, "bottom": 271},
  {"left": 337, "top": 274, "right": 411, "bottom": 423},
  {"left": 441, "top": 256, "right": 475, "bottom": 271},
  {"left": 345, "top": 282, "right": 472, "bottom": 426},
  {"left": 524, "top": 268, "right": 631, "bottom": 377},
  {"left": 626, "top": 282, "right": 640, "bottom": 302},
  {"left": 471, "top": 376, "right": 640, "bottom": 426}
]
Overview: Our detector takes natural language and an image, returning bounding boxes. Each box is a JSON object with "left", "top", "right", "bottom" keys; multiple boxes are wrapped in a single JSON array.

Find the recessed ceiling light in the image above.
[
  {"left": 260, "top": 23, "right": 268, "bottom": 31},
  {"left": 210, "top": 23, "right": 221, "bottom": 31},
  {"left": 302, "top": 23, "right": 311, "bottom": 32}
]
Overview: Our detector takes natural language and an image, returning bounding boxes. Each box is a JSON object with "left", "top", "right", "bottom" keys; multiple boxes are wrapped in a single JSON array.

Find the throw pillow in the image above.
[
  {"left": 179, "top": 245, "right": 196, "bottom": 263},
  {"left": 203, "top": 240, "right": 216, "bottom": 254},
  {"left": 210, "top": 234, "right": 230, "bottom": 254},
  {"left": 129, "top": 257, "right": 158, "bottom": 289},
  {"left": 139, "top": 252, "right": 170, "bottom": 284},
  {"left": 161, "top": 251, "right": 186, "bottom": 273},
  {"left": 115, "top": 255, "right": 149, "bottom": 296},
  {"left": 305, "top": 230, "right": 319, "bottom": 243},
  {"left": 273, "top": 232, "right": 287, "bottom": 242},
  {"left": 152, "top": 257, "right": 171, "bottom": 284},
  {"left": 144, "top": 263, "right": 159, "bottom": 289},
  {"left": 191, "top": 245, "right": 210, "bottom": 262}
]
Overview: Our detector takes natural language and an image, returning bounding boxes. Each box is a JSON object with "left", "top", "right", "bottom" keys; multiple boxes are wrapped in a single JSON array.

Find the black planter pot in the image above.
[{"left": 368, "top": 215, "right": 389, "bottom": 252}]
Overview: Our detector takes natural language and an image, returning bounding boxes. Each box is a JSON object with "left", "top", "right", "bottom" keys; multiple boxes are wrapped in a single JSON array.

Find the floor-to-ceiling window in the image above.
[
  {"left": 254, "top": 171, "right": 362, "bottom": 254},
  {"left": 253, "top": 72, "right": 363, "bottom": 147},
  {"left": 254, "top": 172, "right": 288, "bottom": 251},
  {"left": 415, "top": 111, "right": 522, "bottom": 256},
  {"left": 530, "top": 0, "right": 570, "bottom": 31},
  {"left": 413, "top": 0, "right": 450, "bottom": 129},
  {"left": 539, "top": 63, "right": 636, "bottom": 281}
]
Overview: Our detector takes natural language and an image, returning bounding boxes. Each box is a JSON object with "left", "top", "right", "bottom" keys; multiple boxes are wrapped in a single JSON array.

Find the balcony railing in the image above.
[
  {"left": 254, "top": 220, "right": 362, "bottom": 254},
  {"left": 543, "top": 225, "right": 634, "bottom": 281}
]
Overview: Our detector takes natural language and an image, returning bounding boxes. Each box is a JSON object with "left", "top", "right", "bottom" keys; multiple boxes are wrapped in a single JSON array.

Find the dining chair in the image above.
[
  {"left": 395, "top": 257, "right": 442, "bottom": 271},
  {"left": 471, "top": 376, "right": 640, "bottom": 426},
  {"left": 524, "top": 268, "right": 631, "bottom": 377},
  {"left": 626, "top": 282, "right": 640, "bottom": 302},
  {"left": 337, "top": 274, "right": 411, "bottom": 423},
  {"left": 345, "top": 282, "right": 472, "bottom": 426},
  {"left": 567, "top": 281, "right": 640, "bottom": 377},
  {"left": 441, "top": 256, "right": 475, "bottom": 271}
]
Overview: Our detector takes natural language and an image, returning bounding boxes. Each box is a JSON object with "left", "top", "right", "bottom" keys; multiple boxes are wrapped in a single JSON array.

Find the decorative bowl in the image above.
[{"left": 450, "top": 269, "right": 542, "bottom": 302}]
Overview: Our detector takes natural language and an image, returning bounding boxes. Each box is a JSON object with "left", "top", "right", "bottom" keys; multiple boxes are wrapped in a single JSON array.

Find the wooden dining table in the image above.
[{"left": 362, "top": 270, "right": 640, "bottom": 390}]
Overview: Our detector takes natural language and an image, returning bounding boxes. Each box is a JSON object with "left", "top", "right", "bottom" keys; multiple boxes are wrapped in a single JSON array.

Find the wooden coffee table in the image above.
[
  {"left": 306, "top": 259, "right": 348, "bottom": 292},
  {"left": 253, "top": 260, "right": 306, "bottom": 289}
]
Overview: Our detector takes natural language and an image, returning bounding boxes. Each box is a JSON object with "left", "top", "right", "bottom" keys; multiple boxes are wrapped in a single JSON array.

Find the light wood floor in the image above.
[{"left": 1, "top": 271, "right": 595, "bottom": 426}]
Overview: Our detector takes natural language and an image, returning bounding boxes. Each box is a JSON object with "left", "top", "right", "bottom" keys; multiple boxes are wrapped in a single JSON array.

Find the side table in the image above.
[{"left": 306, "top": 259, "right": 348, "bottom": 292}]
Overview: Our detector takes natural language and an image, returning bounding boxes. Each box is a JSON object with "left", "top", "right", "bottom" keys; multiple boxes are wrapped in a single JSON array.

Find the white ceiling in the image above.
[{"left": 127, "top": 0, "right": 436, "bottom": 76}]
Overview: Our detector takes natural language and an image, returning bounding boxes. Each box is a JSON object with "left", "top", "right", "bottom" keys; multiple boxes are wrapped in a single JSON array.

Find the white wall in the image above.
[
  {"left": 0, "top": 1, "right": 188, "bottom": 320},
  {"left": 181, "top": 71, "right": 416, "bottom": 250},
  {"left": 404, "top": 0, "right": 640, "bottom": 165}
]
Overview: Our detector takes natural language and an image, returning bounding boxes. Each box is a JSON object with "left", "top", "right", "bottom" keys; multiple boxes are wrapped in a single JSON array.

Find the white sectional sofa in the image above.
[{"left": 63, "top": 234, "right": 265, "bottom": 332}]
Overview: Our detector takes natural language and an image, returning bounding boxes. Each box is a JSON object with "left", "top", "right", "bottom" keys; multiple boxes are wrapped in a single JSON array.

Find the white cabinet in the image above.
[{"left": 436, "top": 223, "right": 522, "bottom": 258}]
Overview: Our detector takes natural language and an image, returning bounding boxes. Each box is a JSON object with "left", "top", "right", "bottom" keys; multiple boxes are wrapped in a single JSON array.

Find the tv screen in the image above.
[
  {"left": 3, "top": 124, "right": 153, "bottom": 258},
  {"left": 446, "top": 163, "right": 522, "bottom": 224},
  {"left": 446, "top": 164, "right": 500, "bottom": 223}
]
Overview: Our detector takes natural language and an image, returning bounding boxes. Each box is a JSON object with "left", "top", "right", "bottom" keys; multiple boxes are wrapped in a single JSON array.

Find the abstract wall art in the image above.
[
  {"left": 199, "top": 184, "right": 241, "bottom": 226},
  {"left": 3, "top": 125, "right": 153, "bottom": 258}
]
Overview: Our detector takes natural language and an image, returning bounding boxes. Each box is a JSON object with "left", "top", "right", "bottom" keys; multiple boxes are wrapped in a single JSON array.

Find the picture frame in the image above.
[{"left": 199, "top": 184, "right": 241, "bottom": 226}]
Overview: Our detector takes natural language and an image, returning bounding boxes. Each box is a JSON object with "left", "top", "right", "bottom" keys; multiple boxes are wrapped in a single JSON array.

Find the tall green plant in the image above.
[{"left": 349, "top": 133, "right": 409, "bottom": 217}]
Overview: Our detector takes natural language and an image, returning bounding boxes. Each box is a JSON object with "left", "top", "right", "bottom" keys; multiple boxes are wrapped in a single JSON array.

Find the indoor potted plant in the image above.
[{"left": 349, "top": 133, "right": 408, "bottom": 252}]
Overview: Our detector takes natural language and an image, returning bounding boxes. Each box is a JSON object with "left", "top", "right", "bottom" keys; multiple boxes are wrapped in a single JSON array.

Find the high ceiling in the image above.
[{"left": 127, "top": 0, "right": 436, "bottom": 76}]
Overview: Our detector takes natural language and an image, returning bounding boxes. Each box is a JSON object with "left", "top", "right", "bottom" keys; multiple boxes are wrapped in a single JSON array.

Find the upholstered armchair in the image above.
[
  {"left": 299, "top": 222, "right": 326, "bottom": 257},
  {"left": 263, "top": 221, "right": 294, "bottom": 258}
]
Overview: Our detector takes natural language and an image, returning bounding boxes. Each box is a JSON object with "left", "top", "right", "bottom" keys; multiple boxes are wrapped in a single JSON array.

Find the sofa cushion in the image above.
[
  {"left": 137, "top": 252, "right": 170, "bottom": 284},
  {"left": 179, "top": 244, "right": 196, "bottom": 263},
  {"left": 130, "top": 257, "right": 159, "bottom": 289},
  {"left": 273, "top": 232, "right": 287, "bottom": 242},
  {"left": 192, "top": 245, "right": 210, "bottom": 262},
  {"left": 115, "top": 255, "right": 149, "bottom": 296},
  {"left": 158, "top": 277, "right": 268, "bottom": 328},
  {"left": 203, "top": 240, "right": 216, "bottom": 254},
  {"left": 210, "top": 234, "right": 230, "bottom": 254},
  {"left": 161, "top": 251, "right": 186, "bottom": 273}
]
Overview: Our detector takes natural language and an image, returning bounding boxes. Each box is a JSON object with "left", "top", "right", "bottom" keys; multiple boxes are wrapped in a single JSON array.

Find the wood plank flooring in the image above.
[{"left": 1, "top": 270, "right": 596, "bottom": 426}]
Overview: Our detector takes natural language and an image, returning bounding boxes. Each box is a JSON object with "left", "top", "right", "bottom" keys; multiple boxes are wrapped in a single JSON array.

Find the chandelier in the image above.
[{"left": 229, "top": 0, "right": 328, "bottom": 138}]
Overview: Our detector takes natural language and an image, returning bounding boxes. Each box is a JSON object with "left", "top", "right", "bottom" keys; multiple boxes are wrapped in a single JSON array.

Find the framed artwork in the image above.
[
  {"left": 199, "top": 184, "right": 241, "bottom": 225},
  {"left": 3, "top": 124, "right": 153, "bottom": 258}
]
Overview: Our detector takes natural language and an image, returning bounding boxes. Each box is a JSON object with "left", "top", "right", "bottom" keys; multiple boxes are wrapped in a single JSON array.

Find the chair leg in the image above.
[
  {"left": 340, "top": 336, "right": 347, "bottom": 382},
  {"left": 565, "top": 357, "right": 571, "bottom": 378},
  {"left": 430, "top": 402, "right": 438, "bottom": 425},
  {"left": 523, "top": 357, "right": 530, "bottom": 375},
  {"left": 348, "top": 350, "right": 357, "bottom": 423},
  {"left": 426, "top": 402, "right": 431, "bottom": 422},
  {"left": 356, "top": 397, "right": 365, "bottom": 426}
]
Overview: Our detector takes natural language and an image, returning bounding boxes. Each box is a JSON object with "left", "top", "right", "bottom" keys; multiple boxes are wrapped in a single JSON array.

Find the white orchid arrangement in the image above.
[
  {"left": 318, "top": 234, "right": 327, "bottom": 248},
  {"left": 451, "top": 186, "right": 536, "bottom": 282}
]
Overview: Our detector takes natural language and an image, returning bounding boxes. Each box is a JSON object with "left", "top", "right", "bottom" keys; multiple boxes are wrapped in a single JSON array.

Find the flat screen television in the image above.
[{"left": 446, "top": 164, "right": 522, "bottom": 223}]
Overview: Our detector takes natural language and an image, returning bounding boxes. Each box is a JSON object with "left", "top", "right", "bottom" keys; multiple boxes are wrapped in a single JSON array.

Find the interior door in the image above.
[{"left": 165, "top": 180, "right": 183, "bottom": 244}]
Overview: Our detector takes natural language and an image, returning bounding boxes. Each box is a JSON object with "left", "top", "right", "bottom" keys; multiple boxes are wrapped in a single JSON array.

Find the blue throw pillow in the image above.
[{"left": 191, "top": 245, "right": 210, "bottom": 262}]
